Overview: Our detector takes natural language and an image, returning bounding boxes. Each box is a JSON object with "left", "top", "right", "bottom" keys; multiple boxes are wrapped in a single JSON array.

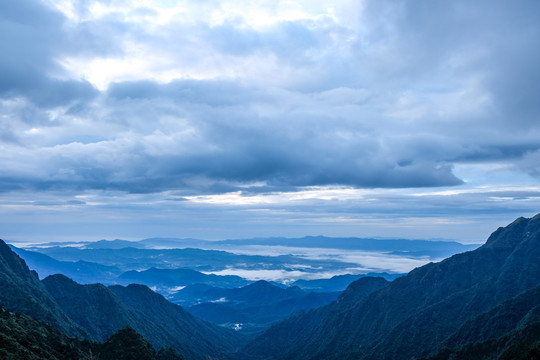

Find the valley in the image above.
[{"left": 1, "top": 215, "right": 540, "bottom": 359}]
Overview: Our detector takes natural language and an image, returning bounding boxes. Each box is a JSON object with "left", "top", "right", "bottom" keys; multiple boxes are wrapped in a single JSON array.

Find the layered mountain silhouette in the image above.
[
  {"left": 242, "top": 214, "right": 540, "bottom": 359},
  {"left": 0, "top": 240, "right": 86, "bottom": 338},
  {"left": 117, "top": 267, "right": 249, "bottom": 288},
  {"left": 0, "top": 239, "right": 243, "bottom": 360},
  {"left": 2, "top": 214, "right": 540, "bottom": 359},
  {"left": 9, "top": 245, "right": 122, "bottom": 284},
  {"left": 173, "top": 280, "right": 347, "bottom": 335},
  {"left": 290, "top": 273, "right": 400, "bottom": 292}
]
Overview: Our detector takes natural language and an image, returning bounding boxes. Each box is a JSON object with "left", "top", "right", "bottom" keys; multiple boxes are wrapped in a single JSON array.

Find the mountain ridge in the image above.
[
  {"left": 174, "top": 280, "right": 346, "bottom": 335},
  {"left": 0, "top": 239, "right": 244, "bottom": 360},
  {"left": 242, "top": 214, "right": 540, "bottom": 360},
  {"left": 0, "top": 240, "right": 87, "bottom": 339}
]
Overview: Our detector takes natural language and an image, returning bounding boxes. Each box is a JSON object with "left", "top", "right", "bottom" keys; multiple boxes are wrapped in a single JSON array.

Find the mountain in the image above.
[
  {"left": 38, "top": 236, "right": 474, "bottom": 257},
  {"left": 0, "top": 309, "right": 183, "bottom": 360},
  {"left": 172, "top": 280, "right": 334, "bottom": 307},
  {"left": 100, "top": 327, "right": 183, "bottom": 360},
  {"left": 291, "top": 273, "right": 401, "bottom": 292},
  {"left": 0, "top": 239, "right": 244, "bottom": 359},
  {"left": 110, "top": 283, "right": 245, "bottom": 356},
  {"left": 29, "top": 246, "right": 361, "bottom": 275},
  {"left": 117, "top": 267, "right": 249, "bottom": 289},
  {"left": 41, "top": 274, "right": 137, "bottom": 341},
  {"left": 215, "top": 236, "right": 479, "bottom": 257},
  {"left": 18, "top": 236, "right": 479, "bottom": 288},
  {"left": 10, "top": 245, "right": 122, "bottom": 283},
  {"left": 42, "top": 274, "right": 244, "bottom": 359},
  {"left": 242, "top": 214, "right": 540, "bottom": 360},
  {"left": 172, "top": 280, "right": 346, "bottom": 335},
  {"left": 11, "top": 246, "right": 250, "bottom": 289},
  {"left": 139, "top": 237, "right": 210, "bottom": 249},
  {"left": 0, "top": 306, "right": 96, "bottom": 360},
  {"left": 0, "top": 239, "right": 86, "bottom": 338},
  {"left": 84, "top": 239, "right": 148, "bottom": 249},
  {"left": 420, "top": 283, "right": 540, "bottom": 359}
]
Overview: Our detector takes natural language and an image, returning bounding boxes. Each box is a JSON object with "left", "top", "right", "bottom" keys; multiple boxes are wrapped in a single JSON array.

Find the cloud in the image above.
[
  {"left": 0, "top": 0, "right": 99, "bottom": 107},
  {"left": 1, "top": 0, "right": 540, "bottom": 242},
  {"left": 0, "top": 86, "right": 465, "bottom": 193}
]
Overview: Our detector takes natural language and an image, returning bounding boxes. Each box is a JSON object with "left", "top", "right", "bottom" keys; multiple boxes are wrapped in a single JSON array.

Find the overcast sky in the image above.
[{"left": 1, "top": 0, "right": 539, "bottom": 244}]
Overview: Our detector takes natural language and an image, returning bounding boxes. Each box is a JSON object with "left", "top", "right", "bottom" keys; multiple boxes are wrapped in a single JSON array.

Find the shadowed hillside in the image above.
[
  {"left": 0, "top": 239, "right": 244, "bottom": 360},
  {"left": 242, "top": 214, "right": 540, "bottom": 360}
]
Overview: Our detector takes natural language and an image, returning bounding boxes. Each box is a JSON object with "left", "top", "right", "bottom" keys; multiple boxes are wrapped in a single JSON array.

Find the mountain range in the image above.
[
  {"left": 242, "top": 215, "right": 540, "bottom": 359},
  {"left": 0, "top": 239, "right": 243, "bottom": 360},
  {"left": 1, "top": 214, "right": 540, "bottom": 359},
  {"left": 116, "top": 267, "right": 249, "bottom": 289},
  {"left": 23, "top": 245, "right": 362, "bottom": 277},
  {"left": 173, "top": 280, "right": 348, "bottom": 335},
  {"left": 26, "top": 236, "right": 478, "bottom": 256}
]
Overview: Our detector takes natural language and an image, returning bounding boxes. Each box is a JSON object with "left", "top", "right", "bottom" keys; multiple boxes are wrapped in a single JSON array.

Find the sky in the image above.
[{"left": 1, "top": 0, "right": 540, "bottom": 244}]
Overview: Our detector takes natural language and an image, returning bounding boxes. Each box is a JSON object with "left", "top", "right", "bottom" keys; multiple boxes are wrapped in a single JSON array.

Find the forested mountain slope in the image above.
[
  {"left": 0, "top": 240, "right": 86, "bottom": 338},
  {"left": 0, "top": 308, "right": 183, "bottom": 360},
  {"left": 0, "top": 239, "right": 243, "bottom": 360},
  {"left": 243, "top": 214, "right": 540, "bottom": 360}
]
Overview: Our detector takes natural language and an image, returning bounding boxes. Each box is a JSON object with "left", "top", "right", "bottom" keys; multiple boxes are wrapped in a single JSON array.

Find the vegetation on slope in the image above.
[
  {"left": 0, "top": 240, "right": 86, "bottom": 338},
  {"left": 0, "top": 308, "right": 183, "bottom": 360},
  {"left": 243, "top": 214, "right": 540, "bottom": 360}
]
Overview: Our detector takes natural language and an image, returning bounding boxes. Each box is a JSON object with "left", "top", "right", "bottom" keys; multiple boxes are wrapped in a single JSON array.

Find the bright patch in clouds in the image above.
[{"left": 52, "top": 0, "right": 346, "bottom": 89}]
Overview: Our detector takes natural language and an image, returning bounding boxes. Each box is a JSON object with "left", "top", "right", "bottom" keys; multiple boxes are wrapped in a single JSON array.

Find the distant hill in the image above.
[
  {"left": 242, "top": 214, "right": 540, "bottom": 360},
  {"left": 291, "top": 272, "right": 401, "bottom": 292},
  {"left": 214, "top": 236, "right": 479, "bottom": 257},
  {"left": 15, "top": 236, "right": 478, "bottom": 288},
  {"left": 172, "top": 280, "right": 348, "bottom": 335},
  {"left": 29, "top": 246, "right": 358, "bottom": 273},
  {"left": 9, "top": 245, "right": 122, "bottom": 284},
  {"left": 84, "top": 239, "right": 147, "bottom": 249},
  {"left": 117, "top": 267, "right": 249, "bottom": 289},
  {"left": 29, "top": 236, "right": 478, "bottom": 258}
]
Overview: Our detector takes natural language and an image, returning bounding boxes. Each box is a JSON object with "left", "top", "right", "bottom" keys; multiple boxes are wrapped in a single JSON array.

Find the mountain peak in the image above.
[
  {"left": 249, "top": 280, "right": 273, "bottom": 288},
  {"left": 484, "top": 213, "right": 540, "bottom": 249},
  {"left": 244, "top": 214, "right": 540, "bottom": 360},
  {"left": 43, "top": 273, "right": 78, "bottom": 285},
  {"left": 0, "top": 239, "right": 87, "bottom": 338},
  {"left": 101, "top": 327, "right": 157, "bottom": 360},
  {"left": 0, "top": 239, "right": 36, "bottom": 279}
]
